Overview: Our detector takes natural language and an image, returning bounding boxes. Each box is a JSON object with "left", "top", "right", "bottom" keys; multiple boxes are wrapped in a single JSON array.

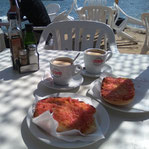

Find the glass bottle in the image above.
[
  {"left": 24, "top": 23, "right": 37, "bottom": 64},
  {"left": 8, "top": 12, "right": 24, "bottom": 70},
  {"left": 24, "top": 23, "right": 36, "bottom": 48}
]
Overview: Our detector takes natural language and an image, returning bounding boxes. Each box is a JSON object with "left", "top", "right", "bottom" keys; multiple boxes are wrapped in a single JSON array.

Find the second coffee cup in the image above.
[
  {"left": 84, "top": 48, "right": 112, "bottom": 74},
  {"left": 50, "top": 57, "right": 82, "bottom": 85}
]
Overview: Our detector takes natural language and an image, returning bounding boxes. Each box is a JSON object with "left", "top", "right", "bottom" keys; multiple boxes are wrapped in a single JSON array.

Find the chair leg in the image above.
[
  {"left": 140, "top": 41, "right": 149, "bottom": 54},
  {"left": 140, "top": 32, "right": 149, "bottom": 54},
  {"left": 117, "top": 31, "right": 138, "bottom": 44},
  {"left": 140, "top": 46, "right": 149, "bottom": 54}
]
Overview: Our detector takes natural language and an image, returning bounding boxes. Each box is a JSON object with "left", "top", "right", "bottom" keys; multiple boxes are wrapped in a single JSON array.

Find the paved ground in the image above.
[{"left": 115, "top": 26, "right": 148, "bottom": 54}]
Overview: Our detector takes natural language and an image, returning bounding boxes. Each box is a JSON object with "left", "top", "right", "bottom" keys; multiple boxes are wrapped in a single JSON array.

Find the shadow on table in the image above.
[
  {"left": 82, "top": 76, "right": 97, "bottom": 85},
  {"left": 126, "top": 66, "right": 149, "bottom": 109},
  {"left": 21, "top": 116, "right": 105, "bottom": 149},
  {"left": 33, "top": 80, "right": 80, "bottom": 98},
  {"left": 0, "top": 67, "right": 35, "bottom": 80}
]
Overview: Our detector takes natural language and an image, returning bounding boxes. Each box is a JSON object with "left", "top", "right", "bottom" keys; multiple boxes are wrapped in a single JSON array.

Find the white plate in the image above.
[
  {"left": 26, "top": 93, "right": 110, "bottom": 148},
  {"left": 81, "top": 64, "right": 112, "bottom": 78},
  {"left": 41, "top": 71, "right": 84, "bottom": 91},
  {"left": 88, "top": 75, "right": 149, "bottom": 113}
]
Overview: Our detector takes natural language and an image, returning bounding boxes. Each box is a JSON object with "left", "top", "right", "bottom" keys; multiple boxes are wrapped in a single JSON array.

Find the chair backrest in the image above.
[
  {"left": 37, "top": 20, "right": 118, "bottom": 53},
  {"left": 84, "top": 0, "right": 107, "bottom": 6},
  {"left": 78, "top": 5, "right": 115, "bottom": 27},
  {"left": 46, "top": 3, "right": 60, "bottom": 14}
]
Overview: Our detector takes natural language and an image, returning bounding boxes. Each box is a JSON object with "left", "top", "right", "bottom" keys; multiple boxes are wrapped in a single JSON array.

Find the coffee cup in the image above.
[
  {"left": 50, "top": 57, "right": 82, "bottom": 85},
  {"left": 84, "top": 48, "right": 112, "bottom": 74}
]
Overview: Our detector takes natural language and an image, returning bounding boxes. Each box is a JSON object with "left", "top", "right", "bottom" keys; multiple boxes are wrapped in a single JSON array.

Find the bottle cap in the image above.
[
  {"left": 28, "top": 44, "right": 36, "bottom": 51},
  {"left": 8, "top": 12, "right": 17, "bottom": 20},
  {"left": 25, "top": 23, "right": 33, "bottom": 32}
]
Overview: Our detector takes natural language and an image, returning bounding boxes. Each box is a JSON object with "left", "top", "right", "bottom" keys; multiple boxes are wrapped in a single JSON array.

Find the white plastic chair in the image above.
[
  {"left": 76, "top": 3, "right": 144, "bottom": 43},
  {"left": 52, "top": 9, "right": 74, "bottom": 23},
  {"left": 77, "top": 5, "right": 115, "bottom": 27},
  {"left": 52, "top": 2, "right": 74, "bottom": 22},
  {"left": 46, "top": 3, "right": 60, "bottom": 21},
  {"left": 37, "top": 20, "right": 118, "bottom": 53},
  {"left": 113, "top": 3, "right": 144, "bottom": 43},
  {"left": 140, "top": 13, "right": 149, "bottom": 54},
  {"left": 76, "top": 5, "right": 116, "bottom": 46}
]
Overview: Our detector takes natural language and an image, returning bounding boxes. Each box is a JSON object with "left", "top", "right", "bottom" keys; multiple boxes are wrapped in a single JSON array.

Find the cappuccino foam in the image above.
[
  {"left": 86, "top": 51, "right": 103, "bottom": 56},
  {"left": 52, "top": 60, "right": 72, "bottom": 66}
]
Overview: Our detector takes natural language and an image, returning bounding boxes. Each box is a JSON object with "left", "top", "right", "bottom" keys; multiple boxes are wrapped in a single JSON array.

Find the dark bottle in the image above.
[
  {"left": 24, "top": 23, "right": 36, "bottom": 48},
  {"left": 8, "top": 12, "right": 24, "bottom": 70},
  {"left": 24, "top": 23, "right": 37, "bottom": 64}
]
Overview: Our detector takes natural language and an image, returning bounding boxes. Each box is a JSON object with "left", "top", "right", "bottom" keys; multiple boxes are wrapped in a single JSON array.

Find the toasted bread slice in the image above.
[{"left": 101, "top": 77, "right": 135, "bottom": 106}]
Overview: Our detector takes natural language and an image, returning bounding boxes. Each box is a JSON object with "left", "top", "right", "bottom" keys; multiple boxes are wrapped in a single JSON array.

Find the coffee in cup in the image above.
[
  {"left": 84, "top": 48, "right": 112, "bottom": 74},
  {"left": 50, "top": 57, "right": 82, "bottom": 85},
  {"left": 52, "top": 59, "right": 72, "bottom": 66}
]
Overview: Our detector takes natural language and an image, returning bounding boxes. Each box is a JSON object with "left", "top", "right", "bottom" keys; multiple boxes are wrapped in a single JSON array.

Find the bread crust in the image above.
[
  {"left": 102, "top": 96, "right": 133, "bottom": 106},
  {"left": 101, "top": 77, "right": 135, "bottom": 106}
]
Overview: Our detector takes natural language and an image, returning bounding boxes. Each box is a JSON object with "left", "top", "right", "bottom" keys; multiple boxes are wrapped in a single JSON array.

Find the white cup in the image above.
[
  {"left": 50, "top": 57, "right": 82, "bottom": 85},
  {"left": 84, "top": 48, "right": 112, "bottom": 74}
]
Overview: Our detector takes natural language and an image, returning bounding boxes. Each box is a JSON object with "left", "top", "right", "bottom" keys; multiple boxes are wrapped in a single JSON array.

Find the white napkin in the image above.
[{"left": 32, "top": 95, "right": 105, "bottom": 142}]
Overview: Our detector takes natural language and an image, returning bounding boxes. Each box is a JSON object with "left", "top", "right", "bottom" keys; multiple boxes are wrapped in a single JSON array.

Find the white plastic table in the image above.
[{"left": 0, "top": 49, "right": 149, "bottom": 149}]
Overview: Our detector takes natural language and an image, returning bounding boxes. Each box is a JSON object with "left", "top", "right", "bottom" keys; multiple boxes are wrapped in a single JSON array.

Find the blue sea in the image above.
[{"left": 0, "top": 0, "right": 149, "bottom": 23}]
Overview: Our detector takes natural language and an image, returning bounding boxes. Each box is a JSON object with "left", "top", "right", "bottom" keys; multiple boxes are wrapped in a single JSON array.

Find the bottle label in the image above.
[{"left": 10, "top": 35, "right": 22, "bottom": 60}]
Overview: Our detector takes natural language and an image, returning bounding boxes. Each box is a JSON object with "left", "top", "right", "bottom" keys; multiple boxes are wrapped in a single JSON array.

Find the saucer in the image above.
[
  {"left": 81, "top": 64, "right": 112, "bottom": 78},
  {"left": 41, "top": 71, "right": 84, "bottom": 91}
]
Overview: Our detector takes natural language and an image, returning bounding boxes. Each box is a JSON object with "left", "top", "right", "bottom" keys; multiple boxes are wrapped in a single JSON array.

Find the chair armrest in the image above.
[{"left": 127, "top": 16, "right": 144, "bottom": 26}]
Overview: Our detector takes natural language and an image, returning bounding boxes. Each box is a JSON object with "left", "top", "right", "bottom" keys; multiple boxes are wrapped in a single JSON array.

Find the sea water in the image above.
[
  {"left": 0, "top": 0, "right": 149, "bottom": 21},
  {"left": 0, "top": 0, "right": 149, "bottom": 23}
]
